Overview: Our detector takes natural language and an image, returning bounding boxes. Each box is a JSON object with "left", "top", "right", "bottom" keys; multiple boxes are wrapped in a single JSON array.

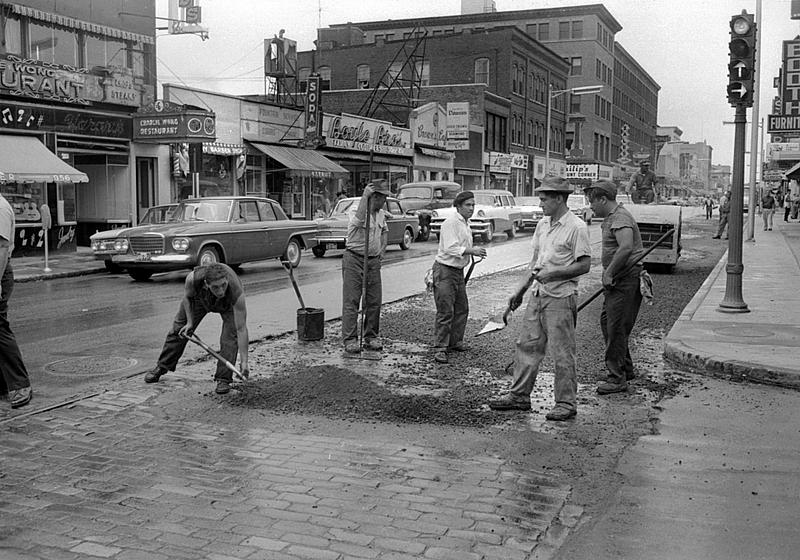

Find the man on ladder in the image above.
[{"left": 342, "top": 180, "right": 391, "bottom": 355}]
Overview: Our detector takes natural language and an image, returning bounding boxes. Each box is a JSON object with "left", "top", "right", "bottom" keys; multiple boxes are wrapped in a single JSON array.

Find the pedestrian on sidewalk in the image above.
[
  {"left": 145, "top": 263, "right": 249, "bottom": 394},
  {"left": 704, "top": 196, "right": 714, "bottom": 219},
  {"left": 0, "top": 193, "right": 32, "bottom": 409},
  {"left": 341, "top": 180, "right": 390, "bottom": 354},
  {"left": 761, "top": 189, "right": 776, "bottom": 231},
  {"left": 585, "top": 181, "right": 645, "bottom": 395},
  {"left": 489, "top": 176, "right": 591, "bottom": 421},
  {"left": 431, "top": 191, "right": 487, "bottom": 364},
  {"left": 784, "top": 192, "right": 792, "bottom": 222},
  {"left": 713, "top": 190, "right": 731, "bottom": 239}
]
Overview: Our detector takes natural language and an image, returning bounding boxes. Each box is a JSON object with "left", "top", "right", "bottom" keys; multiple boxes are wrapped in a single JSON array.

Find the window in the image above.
[
  {"left": 569, "top": 57, "right": 582, "bottom": 76},
  {"left": 474, "top": 57, "right": 489, "bottom": 84},
  {"left": 28, "top": 21, "right": 54, "bottom": 62},
  {"left": 571, "top": 21, "right": 583, "bottom": 39},
  {"left": 357, "top": 64, "right": 370, "bottom": 89},
  {"left": 538, "top": 23, "right": 549, "bottom": 41},
  {"left": 414, "top": 59, "right": 430, "bottom": 86},
  {"left": 559, "top": 21, "right": 570, "bottom": 39},
  {"left": 298, "top": 67, "right": 311, "bottom": 92},
  {"left": 385, "top": 33, "right": 395, "bottom": 40},
  {"left": 570, "top": 94, "right": 581, "bottom": 113},
  {"left": 1, "top": 15, "right": 22, "bottom": 55},
  {"left": 318, "top": 66, "right": 331, "bottom": 90},
  {"left": 388, "top": 62, "right": 403, "bottom": 83},
  {"left": 485, "top": 112, "right": 507, "bottom": 152}
]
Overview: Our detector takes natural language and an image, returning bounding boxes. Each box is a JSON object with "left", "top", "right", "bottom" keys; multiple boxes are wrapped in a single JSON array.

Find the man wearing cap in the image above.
[
  {"left": 489, "top": 176, "right": 591, "bottom": 421},
  {"left": 341, "top": 180, "right": 391, "bottom": 353},
  {"left": 431, "top": 191, "right": 487, "bottom": 364},
  {"left": 586, "top": 181, "right": 645, "bottom": 394},
  {"left": 628, "top": 160, "right": 657, "bottom": 204}
]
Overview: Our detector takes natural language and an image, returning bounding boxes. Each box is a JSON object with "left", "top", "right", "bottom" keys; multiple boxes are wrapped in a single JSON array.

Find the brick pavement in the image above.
[{"left": 0, "top": 370, "right": 578, "bottom": 559}]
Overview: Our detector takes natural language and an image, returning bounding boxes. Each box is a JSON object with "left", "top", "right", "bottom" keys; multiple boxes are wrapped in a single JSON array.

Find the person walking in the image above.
[
  {"left": 488, "top": 176, "right": 591, "bottom": 421},
  {"left": 0, "top": 193, "right": 32, "bottom": 409},
  {"left": 761, "top": 189, "right": 776, "bottom": 231},
  {"left": 704, "top": 196, "right": 714, "bottom": 219},
  {"left": 341, "top": 180, "right": 390, "bottom": 353},
  {"left": 784, "top": 191, "right": 792, "bottom": 222},
  {"left": 145, "top": 263, "right": 249, "bottom": 394},
  {"left": 585, "top": 181, "right": 645, "bottom": 394},
  {"left": 628, "top": 160, "right": 657, "bottom": 204},
  {"left": 713, "top": 190, "right": 731, "bottom": 239},
  {"left": 431, "top": 191, "right": 487, "bottom": 364}
]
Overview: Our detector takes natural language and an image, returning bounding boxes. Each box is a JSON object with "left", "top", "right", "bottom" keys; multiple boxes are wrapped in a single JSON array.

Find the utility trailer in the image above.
[{"left": 625, "top": 204, "right": 682, "bottom": 272}]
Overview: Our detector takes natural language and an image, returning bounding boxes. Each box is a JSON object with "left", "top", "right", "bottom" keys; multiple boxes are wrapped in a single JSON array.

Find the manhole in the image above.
[
  {"left": 45, "top": 356, "right": 140, "bottom": 376},
  {"left": 712, "top": 326, "right": 774, "bottom": 338}
]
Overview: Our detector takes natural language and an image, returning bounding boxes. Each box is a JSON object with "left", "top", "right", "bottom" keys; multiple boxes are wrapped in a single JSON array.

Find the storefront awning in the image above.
[
  {"left": 783, "top": 161, "right": 800, "bottom": 179},
  {"left": 0, "top": 135, "right": 89, "bottom": 184},
  {"left": 248, "top": 143, "right": 347, "bottom": 177}
]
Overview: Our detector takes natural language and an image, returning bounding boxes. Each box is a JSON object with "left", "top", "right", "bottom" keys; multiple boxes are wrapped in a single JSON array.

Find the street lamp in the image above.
[{"left": 545, "top": 84, "right": 604, "bottom": 176}]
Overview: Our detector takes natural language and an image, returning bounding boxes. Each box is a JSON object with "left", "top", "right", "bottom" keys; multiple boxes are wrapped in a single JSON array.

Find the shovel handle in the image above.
[
  {"left": 186, "top": 334, "right": 244, "bottom": 381},
  {"left": 282, "top": 260, "right": 306, "bottom": 309}
]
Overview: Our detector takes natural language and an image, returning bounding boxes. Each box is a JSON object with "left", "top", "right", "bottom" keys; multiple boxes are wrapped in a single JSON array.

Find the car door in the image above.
[
  {"left": 228, "top": 200, "right": 268, "bottom": 263},
  {"left": 384, "top": 199, "right": 405, "bottom": 244},
  {"left": 261, "top": 200, "right": 293, "bottom": 258}
]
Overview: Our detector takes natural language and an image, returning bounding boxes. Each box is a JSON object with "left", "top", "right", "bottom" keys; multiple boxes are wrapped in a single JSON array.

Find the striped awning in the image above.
[
  {"left": 0, "top": 135, "right": 89, "bottom": 184},
  {"left": 248, "top": 143, "right": 348, "bottom": 177},
  {"left": 7, "top": 3, "right": 155, "bottom": 44}
]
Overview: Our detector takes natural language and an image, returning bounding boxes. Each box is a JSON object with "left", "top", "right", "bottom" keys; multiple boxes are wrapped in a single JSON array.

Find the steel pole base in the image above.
[{"left": 717, "top": 301, "right": 750, "bottom": 313}]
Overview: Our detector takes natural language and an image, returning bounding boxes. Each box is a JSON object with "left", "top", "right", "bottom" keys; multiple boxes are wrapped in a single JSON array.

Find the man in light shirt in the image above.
[
  {"left": 431, "top": 191, "right": 487, "bottom": 364},
  {"left": 489, "top": 176, "right": 591, "bottom": 421},
  {"left": 341, "top": 180, "right": 390, "bottom": 354}
]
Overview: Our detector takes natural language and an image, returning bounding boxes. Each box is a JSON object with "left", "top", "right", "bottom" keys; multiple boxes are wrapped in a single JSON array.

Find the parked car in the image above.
[
  {"left": 90, "top": 204, "right": 179, "bottom": 273},
  {"left": 567, "top": 193, "right": 593, "bottom": 224},
  {"left": 311, "top": 196, "right": 419, "bottom": 257},
  {"left": 395, "top": 181, "right": 462, "bottom": 241},
  {"left": 515, "top": 196, "right": 543, "bottom": 230},
  {"left": 93, "top": 197, "right": 317, "bottom": 281},
  {"left": 430, "top": 189, "right": 522, "bottom": 243}
]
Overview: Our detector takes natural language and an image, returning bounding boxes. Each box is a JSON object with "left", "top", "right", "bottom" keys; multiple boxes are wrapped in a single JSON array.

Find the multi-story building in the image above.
[
  {"left": 0, "top": 0, "right": 162, "bottom": 253},
  {"left": 318, "top": 3, "right": 659, "bottom": 186},
  {"left": 657, "top": 140, "right": 713, "bottom": 196},
  {"left": 710, "top": 164, "right": 732, "bottom": 193},
  {"left": 298, "top": 25, "right": 569, "bottom": 194}
]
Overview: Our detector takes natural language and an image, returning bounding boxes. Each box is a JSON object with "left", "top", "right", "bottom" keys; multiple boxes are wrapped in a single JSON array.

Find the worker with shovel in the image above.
[
  {"left": 432, "top": 191, "right": 487, "bottom": 364},
  {"left": 342, "top": 180, "right": 390, "bottom": 354},
  {"left": 145, "top": 263, "right": 249, "bottom": 394},
  {"left": 488, "top": 176, "right": 591, "bottom": 421}
]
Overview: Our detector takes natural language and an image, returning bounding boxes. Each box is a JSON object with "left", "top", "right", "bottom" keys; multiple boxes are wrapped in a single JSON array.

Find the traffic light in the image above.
[{"left": 727, "top": 11, "right": 756, "bottom": 107}]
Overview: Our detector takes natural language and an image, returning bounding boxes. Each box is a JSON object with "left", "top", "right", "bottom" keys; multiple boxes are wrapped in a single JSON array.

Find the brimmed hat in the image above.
[
  {"left": 640, "top": 160, "right": 651, "bottom": 166},
  {"left": 584, "top": 180, "right": 617, "bottom": 199},
  {"left": 535, "top": 176, "right": 573, "bottom": 194},
  {"left": 369, "top": 179, "right": 391, "bottom": 196},
  {"left": 453, "top": 191, "right": 475, "bottom": 207}
]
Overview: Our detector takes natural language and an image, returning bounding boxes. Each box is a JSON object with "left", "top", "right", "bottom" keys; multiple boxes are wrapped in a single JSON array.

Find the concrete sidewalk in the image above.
[
  {"left": 11, "top": 246, "right": 106, "bottom": 282},
  {"left": 664, "top": 216, "right": 800, "bottom": 388}
]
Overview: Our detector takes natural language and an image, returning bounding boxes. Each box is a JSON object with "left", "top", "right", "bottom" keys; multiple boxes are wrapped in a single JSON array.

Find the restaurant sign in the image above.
[
  {"left": 133, "top": 100, "right": 216, "bottom": 143},
  {"left": 565, "top": 163, "right": 599, "bottom": 181},
  {"left": 322, "top": 113, "right": 412, "bottom": 156}
]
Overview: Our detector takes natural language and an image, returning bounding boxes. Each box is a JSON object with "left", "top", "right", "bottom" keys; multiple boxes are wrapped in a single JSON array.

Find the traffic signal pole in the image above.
[{"left": 719, "top": 104, "right": 750, "bottom": 313}]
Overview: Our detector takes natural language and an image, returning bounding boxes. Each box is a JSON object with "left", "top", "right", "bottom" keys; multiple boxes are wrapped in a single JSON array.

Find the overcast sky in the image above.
[{"left": 155, "top": 0, "right": 800, "bottom": 168}]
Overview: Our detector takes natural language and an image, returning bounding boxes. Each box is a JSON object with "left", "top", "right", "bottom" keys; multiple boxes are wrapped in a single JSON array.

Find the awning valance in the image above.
[
  {"left": 248, "top": 142, "right": 347, "bottom": 177},
  {"left": 0, "top": 135, "right": 89, "bottom": 184}
]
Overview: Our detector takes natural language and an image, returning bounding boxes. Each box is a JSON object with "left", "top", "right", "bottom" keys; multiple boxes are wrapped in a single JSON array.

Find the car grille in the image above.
[{"left": 129, "top": 237, "right": 164, "bottom": 254}]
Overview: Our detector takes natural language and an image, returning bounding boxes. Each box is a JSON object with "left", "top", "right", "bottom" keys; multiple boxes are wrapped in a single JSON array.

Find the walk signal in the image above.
[{"left": 727, "top": 11, "right": 756, "bottom": 107}]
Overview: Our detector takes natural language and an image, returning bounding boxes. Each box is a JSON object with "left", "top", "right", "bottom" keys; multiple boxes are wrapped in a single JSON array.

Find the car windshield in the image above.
[
  {"left": 172, "top": 200, "right": 232, "bottom": 222},
  {"left": 397, "top": 187, "right": 431, "bottom": 199}
]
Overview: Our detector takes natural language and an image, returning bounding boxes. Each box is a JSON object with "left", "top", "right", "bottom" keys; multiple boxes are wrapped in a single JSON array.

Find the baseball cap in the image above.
[{"left": 584, "top": 180, "right": 617, "bottom": 199}]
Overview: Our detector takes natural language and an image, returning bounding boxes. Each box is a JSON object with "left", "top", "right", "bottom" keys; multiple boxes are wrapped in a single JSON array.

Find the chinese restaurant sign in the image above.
[
  {"left": 322, "top": 113, "right": 412, "bottom": 157},
  {"left": 133, "top": 100, "right": 216, "bottom": 143},
  {"left": 0, "top": 101, "right": 131, "bottom": 138}
]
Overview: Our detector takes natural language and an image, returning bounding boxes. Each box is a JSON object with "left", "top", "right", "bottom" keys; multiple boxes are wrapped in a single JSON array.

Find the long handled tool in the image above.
[
  {"left": 476, "top": 227, "right": 676, "bottom": 336},
  {"left": 185, "top": 333, "right": 245, "bottom": 380},
  {"left": 464, "top": 255, "right": 484, "bottom": 284},
  {"left": 282, "top": 260, "right": 306, "bottom": 309}
]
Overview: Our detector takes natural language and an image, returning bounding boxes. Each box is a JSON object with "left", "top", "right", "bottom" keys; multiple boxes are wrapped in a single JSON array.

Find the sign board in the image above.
[
  {"left": 446, "top": 102, "right": 469, "bottom": 140},
  {"left": 793, "top": 0, "right": 800, "bottom": 19},
  {"left": 304, "top": 76, "right": 322, "bottom": 146},
  {"left": 410, "top": 102, "right": 447, "bottom": 149},
  {"left": 133, "top": 100, "right": 216, "bottom": 143},
  {"left": 488, "top": 151, "right": 512, "bottom": 174},
  {"left": 763, "top": 169, "right": 784, "bottom": 181},
  {"left": 768, "top": 114, "right": 800, "bottom": 134},
  {"left": 781, "top": 40, "right": 800, "bottom": 115},
  {"left": 565, "top": 163, "right": 599, "bottom": 181},
  {"left": 322, "top": 113, "right": 412, "bottom": 156},
  {"left": 0, "top": 102, "right": 131, "bottom": 138},
  {"left": 510, "top": 153, "right": 528, "bottom": 169}
]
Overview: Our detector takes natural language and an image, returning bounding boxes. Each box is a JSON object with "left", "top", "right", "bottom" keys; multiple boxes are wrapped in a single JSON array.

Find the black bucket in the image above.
[{"left": 297, "top": 307, "right": 324, "bottom": 341}]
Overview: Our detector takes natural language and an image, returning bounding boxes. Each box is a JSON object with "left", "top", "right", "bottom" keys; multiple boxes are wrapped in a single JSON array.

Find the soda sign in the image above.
[{"left": 305, "top": 76, "right": 322, "bottom": 145}]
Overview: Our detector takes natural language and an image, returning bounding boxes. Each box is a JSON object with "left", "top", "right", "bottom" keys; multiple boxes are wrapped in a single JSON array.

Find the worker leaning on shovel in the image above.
[
  {"left": 145, "top": 262, "right": 249, "bottom": 394},
  {"left": 488, "top": 176, "right": 591, "bottom": 421},
  {"left": 342, "top": 180, "right": 391, "bottom": 354}
]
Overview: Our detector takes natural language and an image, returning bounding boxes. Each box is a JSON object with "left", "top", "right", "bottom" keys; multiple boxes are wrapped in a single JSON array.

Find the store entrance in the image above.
[{"left": 136, "top": 157, "right": 157, "bottom": 222}]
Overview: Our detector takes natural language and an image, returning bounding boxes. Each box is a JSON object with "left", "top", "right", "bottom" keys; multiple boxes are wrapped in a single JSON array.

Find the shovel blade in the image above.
[{"left": 476, "top": 319, "right": 506, "bottom": 336}]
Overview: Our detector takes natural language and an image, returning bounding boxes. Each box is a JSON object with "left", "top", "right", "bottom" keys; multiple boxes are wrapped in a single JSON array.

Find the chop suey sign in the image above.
[{"left": 323, "top": 113, "right": 412, "bottom": 156}]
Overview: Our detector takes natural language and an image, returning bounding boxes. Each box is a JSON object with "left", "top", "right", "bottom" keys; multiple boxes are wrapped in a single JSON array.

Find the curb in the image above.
[{"left": 15, "top": 267, "right": 107, "bottom": 283}]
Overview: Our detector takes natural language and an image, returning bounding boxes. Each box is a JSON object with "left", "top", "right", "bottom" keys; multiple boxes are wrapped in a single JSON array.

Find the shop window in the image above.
[
  {"left": 474, "top": 57, "right": 489, "bottom": 85},
  {"left": 1, "top": 15, "right": 22, "bottom": 55},
  {"left": 357, "top": 64, "right": 370, "bottom": 89}
]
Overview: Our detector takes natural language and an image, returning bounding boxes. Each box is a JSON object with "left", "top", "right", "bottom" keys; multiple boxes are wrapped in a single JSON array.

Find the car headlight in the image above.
[
  {"left": 477, "top": 210, "right": 485, "bottom": 217},
  {"left": 91, "top": 240, "right": 100, "bottom": 251},
  {"left": 113, "top": 239, "right": 129, "bottom": 252},
  {"left": 431, "top": 210, "right": 438, "bottom": 218},
  {"left": 172, "top": 238, "right": 190, "bottom": 251}
]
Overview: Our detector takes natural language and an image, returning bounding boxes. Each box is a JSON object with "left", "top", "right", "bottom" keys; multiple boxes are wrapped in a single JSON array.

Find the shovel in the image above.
[{"left": 185, "top": 333, "right": 245, "bottom": 381}]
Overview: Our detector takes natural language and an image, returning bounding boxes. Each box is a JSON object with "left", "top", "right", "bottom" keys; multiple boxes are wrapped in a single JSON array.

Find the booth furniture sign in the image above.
[
  {"left": 322, "top": 113, "right": 412, "bottom": 157},
  {"left": 133, "top": 100, "right": 216, "bottom": 143}
]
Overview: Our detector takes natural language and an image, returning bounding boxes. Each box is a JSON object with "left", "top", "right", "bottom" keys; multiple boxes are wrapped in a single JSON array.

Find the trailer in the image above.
[{"left": 625, "top": 204, "right": 682, "bottom": 272}]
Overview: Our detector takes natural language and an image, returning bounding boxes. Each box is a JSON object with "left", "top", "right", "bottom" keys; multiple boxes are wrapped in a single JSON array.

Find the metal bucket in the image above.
[{"left": 297, "top": 307, "right": 324, "bottom": 341}]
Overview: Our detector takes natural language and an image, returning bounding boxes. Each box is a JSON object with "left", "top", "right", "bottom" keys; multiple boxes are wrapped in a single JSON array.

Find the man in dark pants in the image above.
[
  {"left": 0, "top": 192, "right": 32, "bottom": 409},
  {"left": 628, "top": 160, "right": 657, "bottom": 204},
  {"left": 431, "top": 191, "right": 487, "bottom": 364},
  {"left": 341, "top": 180, "right": 390, "bottom": 353},
  {"left": 586, "top": 181, "right": 645, "bottom": 394},
  {"left": 145, "top": 263, "right": 249, "bottom": 394},
  {"left": 713, "top": 190, "right": 731, "bottom": 239}
]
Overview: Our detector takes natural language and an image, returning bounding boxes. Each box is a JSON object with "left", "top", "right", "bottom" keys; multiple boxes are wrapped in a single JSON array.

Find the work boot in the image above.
[
  {"left": 449, "top": 341, "right": 468, "bottom": 352},
  {"left": 9, "top": 386, "right": 32, "bottom": 409},
  {"left": 344, "top": 341, "right": 360, "bottom": 354},
  {"left": 596, "top": 381, "right": 628, "bottom": 395},
  {"left": 712, "top": 235, "right": 720, "bottom": 239},
  {"left": 433, "top": 351, "right": 448, "bottom": 364},
  {"left": 545, "top": 406, "right": 576, "bottom": 421},
  {"left": 144, "top": 366, "right": 167, "bottom": 384},
  {"left": 488, "top": 395, "right": 531, "bottom": 411},
  {"left": 215, "top": 380, "right": 231, "bottom": 394},
  {"left": 364, "top": 338, "right": 383, "bottom": 351}
]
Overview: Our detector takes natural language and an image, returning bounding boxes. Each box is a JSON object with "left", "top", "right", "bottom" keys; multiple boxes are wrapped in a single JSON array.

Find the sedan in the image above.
[
  {"left": 311, "top": 197, "right": 419, "bottom": 257},
  {"left": 95, "top": 197, "right": 317, "bottom": 281},
  {"left": 515, "top": 196, "right": 543, "bottom": 230}
]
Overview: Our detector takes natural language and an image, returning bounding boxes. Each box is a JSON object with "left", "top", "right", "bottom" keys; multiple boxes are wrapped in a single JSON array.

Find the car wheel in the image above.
[
  {"left": 400, "top": 227, "right": 414, "bottom": 250},
  {"left": 282, "top": 238, "right": 302, "bottom": 268},
  {"left": 481, "top": 222, "right": 494, "bottom": 243},
  {"left": 417, "top": 223, "right": 430, "bottom": 242},
  {"left": 198, "top": 246, "right": 220, "bottom": 266},
  {"left": 129, "top": 269, "right": 153, "bottom": 282},
  {"left": 311, "top": 245, "right": 326, "bottom": 258},
  {"left": 585, "top": 214, "right": 592, "bottom": 225},
  {"left": 505, "top": 223, "right": 516, "bottom": 239},
  {"left": 104, "top": 260, "right": 123, "bottom": 274}
]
